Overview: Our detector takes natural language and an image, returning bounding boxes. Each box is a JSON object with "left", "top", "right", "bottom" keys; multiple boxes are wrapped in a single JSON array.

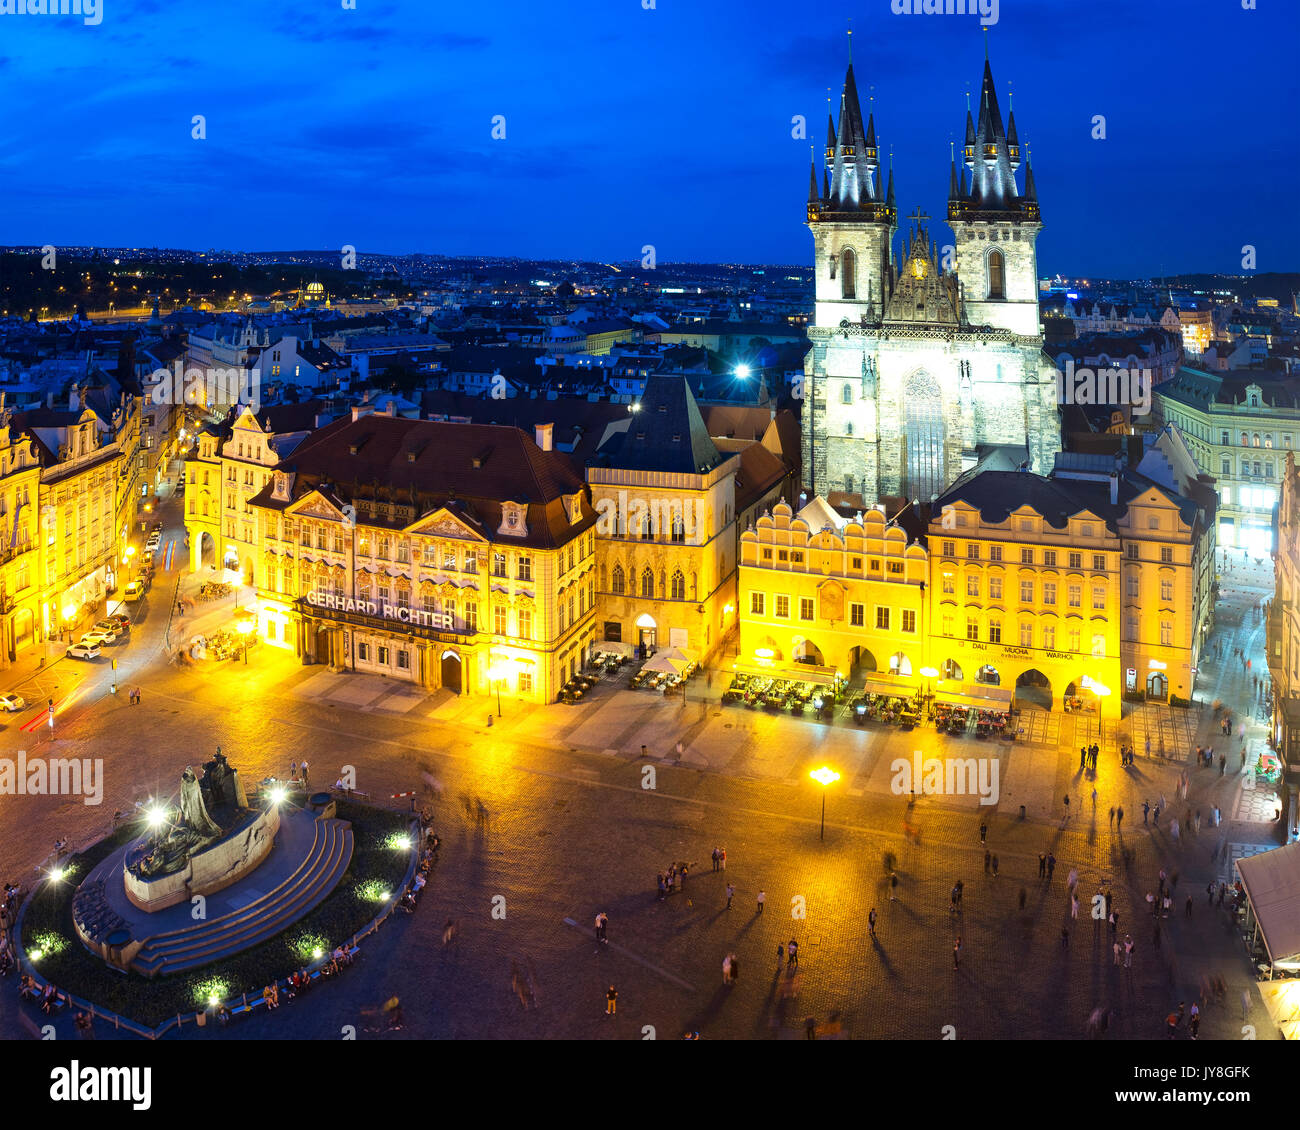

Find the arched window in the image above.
[
  {"left": 1241, "top": 432, "right": 1249, "bottom": 446},
  {"left": 1250, "top": 394, "right": 1260, "bottom": 407},
  {"left": 1254, "top": 434, "right": 1261, "bottom": 447},
  {"left": 611, "top": 565, "right": 625, "bottom": 595},
  {"left": 640, "top": 512, "right": 653, "bottom": 540},
  {"left": 640, "top": 567, "right": 654, "bottom": 598},
  {"left": 670, "top": 512, "right": 685, "bottom": 543},
  {"left": 1265, "top": 435, "right": 1273, "bottom": 448},
  {"left": 671, "top": 570, "right": 685, "bottom": 600},
  {"left": 841, "top": 248, "right": 856, "bottom": 300},
  {"left": 987, "top": 249, "right": 1005, "bottom": 299},
  {"left": 845, "top": 422, "right": 854, "bottom": 437},
  {"left": 841, "top": 383, "right": 853, "bottom": 404}
]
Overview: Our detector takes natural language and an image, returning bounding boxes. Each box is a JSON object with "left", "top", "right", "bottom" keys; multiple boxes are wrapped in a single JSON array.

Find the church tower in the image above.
[
  {"left": 807, "top": 63, "right": 897, "bottom": 327},
  {"left": 948, "top": 51, "right": 1042, "bottom": 338}
]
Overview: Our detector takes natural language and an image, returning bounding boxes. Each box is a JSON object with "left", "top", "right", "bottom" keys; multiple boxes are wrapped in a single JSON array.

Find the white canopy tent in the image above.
[
  {"left": 643, "top": 647, "right": 697, "bottom": 675},
  {"left": 1236, "top": 842, "right": 1300, "bottom": 974}
]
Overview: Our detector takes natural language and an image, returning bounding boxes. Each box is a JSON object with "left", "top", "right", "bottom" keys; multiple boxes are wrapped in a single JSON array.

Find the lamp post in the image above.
[
  {"left": 920, "top": 665, "right": 939, "bottom": 701},
  {"left": 237, "top": 617, "right": 255, "bottom": 665},
  {"left": 809, "top": 766, "right": 840, "bottom": 841}
]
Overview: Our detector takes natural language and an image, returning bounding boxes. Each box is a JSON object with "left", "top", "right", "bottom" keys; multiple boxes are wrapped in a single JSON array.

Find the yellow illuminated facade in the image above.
[
  {"left": 738, "top": 501, "right": 927, "bottom": 678},
  {"left": 252, "top": 484, "right": 596, "bottom": 704},
  {"left": 0, "top": 418, "right": 44, "bottom": 664}
]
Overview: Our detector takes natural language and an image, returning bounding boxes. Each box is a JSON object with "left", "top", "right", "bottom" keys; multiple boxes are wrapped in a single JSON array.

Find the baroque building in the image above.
[{"left": 803, "top": 51, "right": 1060, "bottom": 504}]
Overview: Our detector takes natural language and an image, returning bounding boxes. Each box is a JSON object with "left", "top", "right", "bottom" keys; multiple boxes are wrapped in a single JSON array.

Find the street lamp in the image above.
[
  {"left": 920, "top": 665, "right": 939, "bottom": 700},
  {"left": 237, "top": 617, "right": 255, "bottom": 665},
  {"left": 809, "top": 765, "right": 841, "bottom": 841}
]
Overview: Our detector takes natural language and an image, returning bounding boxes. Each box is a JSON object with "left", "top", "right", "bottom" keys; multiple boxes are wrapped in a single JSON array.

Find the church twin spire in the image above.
[
  {"left": 808, "top": 63, "right": 894, "bottom": 224},
  {"left": 948, "top": 55, "right": 1040, "bottom": 221}
]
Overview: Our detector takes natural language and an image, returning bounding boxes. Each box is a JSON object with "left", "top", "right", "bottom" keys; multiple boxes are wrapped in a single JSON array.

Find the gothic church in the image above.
[{"left": 802, "top": 49, "right": 1061, "bottom": 503}]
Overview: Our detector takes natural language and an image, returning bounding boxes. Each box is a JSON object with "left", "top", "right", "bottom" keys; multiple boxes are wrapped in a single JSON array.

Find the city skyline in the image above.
[{"left": 0, "top": 0, "right": 1293, "bottom": 276}]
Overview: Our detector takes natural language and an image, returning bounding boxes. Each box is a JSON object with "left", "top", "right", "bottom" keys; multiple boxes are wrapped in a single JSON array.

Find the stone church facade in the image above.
[{"left": 803, "top": 52, "right": 1061, "bottom": 503}]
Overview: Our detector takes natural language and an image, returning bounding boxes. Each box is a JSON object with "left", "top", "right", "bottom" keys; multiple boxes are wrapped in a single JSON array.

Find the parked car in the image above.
[
  {"left": 79, "top": 631, "right": 113, "bottom": 649},
  {"left": 124, "top": 581, "right": 144, "bottom": 601},
  {"left": 106, "top": 614, "right": 131, "bottom": 630},
  {"left": 0, "top": 693, "right": 26, "bottom": 712},
  {"left": 92, "top": 620, "right": 122, "bottom": 640},
  {"left": 66, "top": 643, "right": 101, "bottom": 660}
]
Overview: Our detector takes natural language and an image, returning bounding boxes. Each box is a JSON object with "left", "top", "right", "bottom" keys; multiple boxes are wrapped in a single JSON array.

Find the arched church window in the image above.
[
  {"left": 841, "top": 383, "right": 853, "bottom": 404},
  {"left": 841, "top": 248, "right": 857, "bottom": 300},
  {"left": 611, "top": 565, "right": 625, "bottom": 595},
  {"left": 671, "top": 570, "right": 685, "bottom": 600},
  {"left": 987, "top": 249, "right": 1005, "bottom": 300},
  {"left": 640, "top": 567, "right": 654, "bottom": 598}
]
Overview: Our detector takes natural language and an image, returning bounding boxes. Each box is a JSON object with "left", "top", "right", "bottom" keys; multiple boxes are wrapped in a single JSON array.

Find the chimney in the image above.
[{"left": 535, "top": 422, "right": 554, "bottom": 451}]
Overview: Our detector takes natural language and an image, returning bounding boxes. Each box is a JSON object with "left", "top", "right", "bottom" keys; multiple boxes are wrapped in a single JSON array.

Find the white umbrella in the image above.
[{"left": 644, "top": 647, "right": 690, "bottom": 675}]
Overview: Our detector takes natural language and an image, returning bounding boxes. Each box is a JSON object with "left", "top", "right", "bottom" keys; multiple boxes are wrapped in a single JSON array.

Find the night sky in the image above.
[{"left": 0, "top": 0, "right": 1294, "bottom": 276}]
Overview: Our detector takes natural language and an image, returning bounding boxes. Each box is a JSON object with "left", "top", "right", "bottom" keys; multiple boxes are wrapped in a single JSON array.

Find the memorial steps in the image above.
[{"left": 130, "top": 817, "right": 354, "bottom": 977}]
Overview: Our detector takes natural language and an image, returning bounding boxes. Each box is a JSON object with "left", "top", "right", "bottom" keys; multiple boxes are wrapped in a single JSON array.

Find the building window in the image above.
[
  {"left": 887, "top": 561, "right": 903, "bottom": 575},
  {"left": 519, "top": 671, "right": 533, "bottom": 694},
  {"left": 1020, "top": 548, "right": 1033, "bottom": 564},
  {"left": 378, "top": 646, "right": 389, "bottom": 665},
  {"left": 966, "top": 575, "right": 980, "bottom": 597},
  {"left": 357, "top": 642, "right": 369, "bottom": 661},
  {"left": 1160, "top": 547, "right": 1173, "bottom": 564},
  {"left": 841, "top": 383, "right": 853, "bottom": 405},
  {"left": 611, "top": 565, "right": 625, "bottom": 595},
  {"left": 989, "top": 576, "right": 1003, "bottom": 600},
  {"left": 1068, "top": 552, "right": 1082, "bottom": 569},
  {"left": 942, "top": 574, "right": 955, "bottom": 595},
  {"left": 492, "top": 552, "right": 506, "bottom": 577},
  {"left": 1043, "top": 550, "right": 1057, "bottom": 567},
  {"left": 641, "top": 568, "right": 654, "bottom": 598},
  {"left": 987, "top": 249, "right": 1005, "bottom": 299},
  {"left": 851, "top": 556, "right": 862, "bottom": 570},
  {"left": 1042, "top": 625, "right": 1055, "bottom": 649},
  {"left": 1160, "top": 620, "right": 1172, "bottom": 646},
  {"left": 1019, "top": 621, "right": 1033, "bottom": 647},
  {"left": 850, "top": 603, "right": 864, "bottom": 627},
  {"left": 1043, "top": 582, "right": 1056, "bottom": 605},
  {"left": 988, "top": 619, "right": 1002, "bottom": 644},
  {"left": 1020, "top": 580, "right": 1033, "bottom": 603},
  {"left": 967, "top": 543, "right": 980, "bottom": 560},
  {"left": 942, "top": 540, "right": 955, "bottom": 557},
  {"left": 1092, "top": 554, "right": 1106, "bottom": 571},
  {"left": 775, "top": 595, "right": 790, "bottom": 618},
  {"left": 989, "top": 545, "right": 1002, "bottom": 562},
  {"left": 518, "top": 610, "right": 532, "bottom": 639},
  {"left": 397, "top": 650, "right": 410, "bottom": 670},
  {"left": 466, "top": 604, "right": 477, "bottom": 631},
  {"left": 966, "top": 616, "right": 979, "bottom": 641},
  {"left": 494, "top": 606, "right": 507, "bottom": 634},
  {"left": 1126, "top": 543, "right": 1139, "bottom": 559},
  {"left": 800, "top": 597, "right": 814, "bottom": 621},
  {"left": 942, "top": 613, "right": 954, "bottom": 636},
  {"left": 671, "top": 570, "right": 685, "bottom": 600},
  {"left": 518, "top": 556, "right": 532, "bottom": 581},
  {"left": 1092, "top": 586, "right": 1105, "bottom": 609},
  {"left": 1067, "top": 627, "right": 1081, "bottom": 652},
  {"left": 902, "top": 610, "right": 916, "bottom": 633},
  {"left": 876, "top": 607, "right": 890, "bottom": 630},
  {"left": 1067, "top": 585, "right": 1081, "bottom": 608},
  {"left": 1160, "top": 579, "right": 1173, "bottom": 601},
  {"left": 751, "top": 592, "right": 764, "bottom": 615},
  {"left": 1127, "top": 574, "right": 1139, "bottom": 597},
  {"left": 841, "top": 248, "right": 857, "bottom": 300},
  {"left": 1091, "top": 635, "right": 1106, "bottom": 658}
]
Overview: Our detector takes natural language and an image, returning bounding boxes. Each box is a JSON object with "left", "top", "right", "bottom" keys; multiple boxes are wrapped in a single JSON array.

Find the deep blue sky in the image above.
[{"left": 0, "top": 0, "right": 1294, "bottom": 276}]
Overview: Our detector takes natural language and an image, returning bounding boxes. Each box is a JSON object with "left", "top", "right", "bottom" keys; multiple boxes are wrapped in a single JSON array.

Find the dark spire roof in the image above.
[
  {"left": 1024, "top": 149, "right": 1038, "bottom": 201},
  {"left": 825, "top": 62, "right": 887, "bottom": 215},
  {"left": 824, "top": 113, "right": 836, "bottom": 167},
  {"left": 808, "top": 157, "right": 819, "bottom": 204},
  {"left": 951, "top": 52, "right": 1038, "bottom": 222},
  {"left": 596, "top": 375, "right": 722, "bottom": 475},
  {"left": 1006, "top": 108, "right": 1019, "bottom": 147},
  {"left": 949, "top": 158, "right": 960, "bottom": 200}
]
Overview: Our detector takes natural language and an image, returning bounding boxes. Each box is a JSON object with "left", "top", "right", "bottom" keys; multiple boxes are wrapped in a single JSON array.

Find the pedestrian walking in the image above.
[
  {"left": 776, "top": 942, "right": 785, "bottom": 967},
  {"left": 757, "top": 889, "right": 765, "bottom": 913},
  {"left": 602, "top": 983, "right": 618, "bottom": 1017},
  {"left": 1220, "top": 754, "right": 1226, "bottom": 777},
  {"left": 979, "top": 822, "right": 987, "bottom": 845},
  {"left": 1109, "top": 806, "right": 1115, "bottom": 828},
  {"left": 1038, "top": 852, "right": 1046, "bottom": 878},
  {"left": 889, "top": 873, "right": 899, "bottom": 901},
  {"left": 1047, "top": 853, "right": 1056, "bottom": 882},
  {"left": 1018, "top": 887, "right": 1027, "bottom": 911},
  {"left": 1194, "top": 811, "right": 1201, "bottom": 834},
  {"left": 787, "top": 939, "right": 798, "bottom": 967},
  {"left": 950, "top": 885, "right": 960, "bottom": 913},
  {"left": 1241, "top": 990, "right": 1251, "bottom": 1021},
  {"left": 1063, "top": 794, "right": 1070, "bottom": 822},
  {"left": 1061, "top": 927, "right": 1070, "bottom": 949},
  {"left": 955, "top": 879, "right": 964, "bottom": 906},
  {"left": 1113, "top": 941, "right": 1121, "bottom": 966},
  {"left": 1109, "top": 911, "right": 1119, "bottom": 937},
  {"left": 1116, "top": 806, "right": 1123, "bottom": 830},
  {"left": 291, "top": 761, "right": 298, "bottom": 781},
  {"left": 722, "top": 954, "right": 732, "bottom": 985},
  {"left": 1067, "top": 867, "right": 1078, "bottom": 892},
  {"left": 984, "top": 849, "right": 991, "bottom": 874},
  {"left": 1207, "top": 882, "right": 1215, "bottom": 907},
  {"left": 725, "top": 883, "right": 734, "bottom": 909},
  {"left": 1071, "top": 894, "right": 1079, "bottom": 920},
  {"left": 1147, "top": 890, "right": 1156, "bottom": 917},
  {"left": 1185, "top": 895, "right": 1193, "bottom": 918},
  {"left": 1124, "top": 935, "right": 1133, "bottom": 968},
  {"left": 1153, "top": 805, "right": 1161, "bottom": 825},
  {"left": 1091, "top": 787, "right": 1097, "bottom": 807},
  {"left": 991, "top": 854, "right": 999, "bottom": 878},
  {"left": 720, "top": 848, "right": 726, "bottom": 871},
  {"left": 1142, "top": 800, "right": 1150, "bottom": 825},
  {"left": 711, "top": 847, "right": 719, "bottom": 872},
  {"left": 1080, "top": 748, "right": 1086, "bottom": 770},
  {"left": 952, "top": 937, "right": 962, "bottom": 970},
  {"left": 1171, "top": 819, "right": 1180, "bottom": 844},
  {"left": 868, "top": 907, "right": 877, "bottom": 938}
]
